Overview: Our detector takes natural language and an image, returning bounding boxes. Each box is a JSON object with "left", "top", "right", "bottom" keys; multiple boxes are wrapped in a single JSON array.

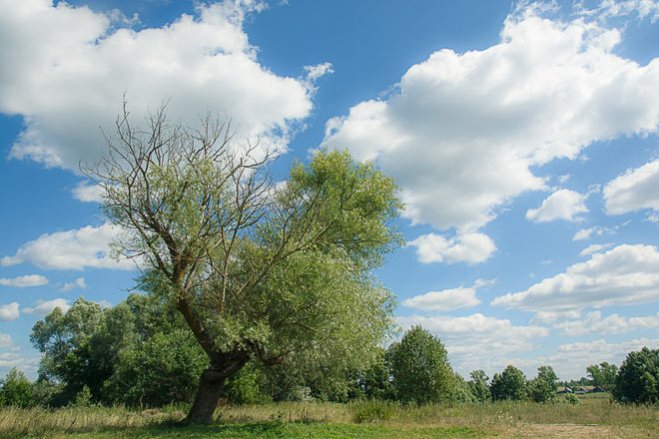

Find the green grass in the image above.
[{"left": 1, "top": 396, "right": 656, "bottom": 439}]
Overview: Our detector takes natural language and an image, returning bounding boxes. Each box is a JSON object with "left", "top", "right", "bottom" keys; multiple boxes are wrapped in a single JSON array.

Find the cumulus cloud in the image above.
[
  {"left": 492, "top": 244, "right": 659, "bottom": 311},
  {"left": 0, "top": 0, "right": 313, "bottom": 170},
  {"left": 59, "top": 277, "right": 87, "bottom": 292},
  {"left": 23, "top": 298, "right": 70, "bottom": 316},
  {"left": 321, "top": 5, "right": 659, "bottom": 246},
  {"left": 397, "top": 313, "right": 549, "bottom": 375},
  {"left": 526, "top": 189, "right": 588, "bottom": 222},
  {"left": 604, "top": 159, "right": 659, "bottom": 216},
  {"left": 531, "top": 310, "right": 582, "bottom": 324},
  {"left": 0, "top": 303, "right": 20, "bottom": 321},
  {"left": 403, "top": 279, "right": 493, "bottom": 311},
  {"left": 1, "top": 223, "right": 134, "bottom": 271},
  {"left": 554, "top": 311, "right": 659, "bottom": 336},
  {"left": 572, "top": 225, "right": 614, "bottom": 241},
  {"left": 0, "top": 274, "right": 48, "bottom": 287},
  {"left": 407, "top": 232, "right": 496, "bottom": 264}
]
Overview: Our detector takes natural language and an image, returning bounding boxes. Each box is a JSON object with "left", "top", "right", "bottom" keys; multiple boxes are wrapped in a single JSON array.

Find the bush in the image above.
[
  {"left": 562, "top": 393, "right": 580, "bottom": 405},
  {"left": 350, "top": 400, "right": 397, "bottom": 423}
]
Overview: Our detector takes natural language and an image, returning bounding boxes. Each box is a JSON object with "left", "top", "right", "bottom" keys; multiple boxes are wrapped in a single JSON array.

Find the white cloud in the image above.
[
  {"left": 0, "top": 303, "right": 19, "bottom": 322},
  {"left": 581, "top": 0, "right": 659, "bottom": 22},
  {"left": 397, "top": 313, "right": 549, "bottom": 375},
  {"left": 403, "top": 279, "right": 492, "bottom": 311},
  {"left": 604, "top": 159, "right": 659, "bottom": 216},
  {"left": 554, "top": 311, "right": 659, "bottom": 336},
  {"left": 72, "top": 181, "right": 104, "bottom": 203},
  {"left": 526, "top": 189, "right": 588, "bottom": 222},
  {"left": 0, "top": 0, "right": 313, "bottom": 170},
  {"left": 0, "top": 334, "right": 13, "bottom": 348},
  {"left": 1, "top": 223, "right": 134, "bottom": 271},
  {"left": 321, "top": 6, "right": 659, "bottom": 238},
  {"left": 23, "top": 298, "right": 70, "bottom": 316},
  {"left": 59, "top": 277, "right": 87, "bottom": 292},
  {"left": 304, "top": 62, "right": 334, "bottom": 81},
  {"left": 0, "top": 274, "right": 48, "bottom": 287},
  {"left": 531, "top": 310, "right": 582, "bottom": 324},
  {"left": 580, "top": 243, "right": 613, "bottom": 256},
  {"left": 492, "top": 244, "right": 659, "bottom": 311},
  {"left": 407, "top": 232, "right": 496, "bottom": 264},
  {"left": 572, "top": 225, "right": 612, "bottom": 241}
]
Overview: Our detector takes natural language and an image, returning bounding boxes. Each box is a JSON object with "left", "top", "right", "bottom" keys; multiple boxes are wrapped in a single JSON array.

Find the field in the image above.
[{"left": 0, "top": 395, "right": 656, "bottom": 438}]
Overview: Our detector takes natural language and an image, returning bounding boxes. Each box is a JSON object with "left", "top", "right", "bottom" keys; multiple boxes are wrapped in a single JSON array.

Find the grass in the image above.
[{"left": 0, "top": 395, "right": 656, "bottom": 438}]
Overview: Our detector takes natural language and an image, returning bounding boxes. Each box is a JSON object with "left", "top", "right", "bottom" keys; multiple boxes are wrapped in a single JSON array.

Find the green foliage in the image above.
[
  {"left": 73, "top": 386, "right": 93, "bottom": 407},
  {"left": 105, "top": 329, "right": 208, "bottom": 407},
  {"left": 0, "top": 369, "right": 34, "bottom": 408},
  {"left": 587, "top": 362, "right": 617, "bottom": 391},
  {"left": 351, "top": 348, "right": 395, "bottom": 401},
  {"left": 468, "top": 370, "right": 491, "bottom": 403},
  {"left": 613, "top": 347, "right": 659, "bottom": 404},
  {"left": 389, "top": 326, "right": 454, "bottom": 404},
  {"left": 223, "top": 362, "right": 270, "bottom": 405},
  {"left": 350, "top": 400, "right": 397, "bottom": 423},
  {"left": 562, "top": 393, "right": 580, "bottom": 405},
  {"left": 529, "top": 366, "right": 558, "bottom": 403},
  {"left": 490, "top": 365, "right": 528, "bottom": 401}
]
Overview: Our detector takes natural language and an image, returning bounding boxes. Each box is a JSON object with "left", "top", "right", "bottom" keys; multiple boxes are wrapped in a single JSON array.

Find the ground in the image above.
[{"left": 0, "top": 394, "right": 656, "bottom": 438}]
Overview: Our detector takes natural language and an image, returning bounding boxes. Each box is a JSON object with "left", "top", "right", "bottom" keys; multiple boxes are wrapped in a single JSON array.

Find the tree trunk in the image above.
[{"left": 186, "top": 368, "right": 227, "bottom": 424}]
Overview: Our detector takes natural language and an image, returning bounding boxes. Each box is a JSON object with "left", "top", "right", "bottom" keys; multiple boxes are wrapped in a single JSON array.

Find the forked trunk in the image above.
[{"left": 186, "top": 368, "right": 227, "bottom": 424}]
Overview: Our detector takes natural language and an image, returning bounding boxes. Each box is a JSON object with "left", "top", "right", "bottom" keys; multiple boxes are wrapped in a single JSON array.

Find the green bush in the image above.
[
  {"left": 350, "top": 400, "right": 397, "bottom": 423},
  {"left": 613, "top": 347, "right": 659, "bottom": 404},
  {"left": 0, "top": 368, "right": 34, "bottom": 408}
]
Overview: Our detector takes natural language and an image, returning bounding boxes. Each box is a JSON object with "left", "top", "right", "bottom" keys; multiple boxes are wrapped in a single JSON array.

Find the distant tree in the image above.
[
  {"left": 613, "top": 347, "right": 659, "bottom": 404},
  {"left": 85, "top": 105, "right": 401, "bottom": 422},
  {"left": 389, "top": 326, "right": 454, "bottom": 404},
  {"left": 351, "top": 348, "right": 395, "bottom": 401},
  {"left": 30, "top": 298, "right": 107, "bottom": 404},
  {"left": 490, "top": 365, "right": 527, "bottom": 401},
  {"left": 587, "top": 362, "right": 617, "bottom": 391},
  {"left": 0, "top": 368, "right": 34, "bottom": 408},
  {"left": 529, "top": 365, "right": 558, "bottom": 403},
  {"left": 468, "top": 370, "right": 491, "bottom": 402}
]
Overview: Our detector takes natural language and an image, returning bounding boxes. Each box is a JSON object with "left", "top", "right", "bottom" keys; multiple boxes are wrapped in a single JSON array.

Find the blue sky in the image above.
[{"left": 1, "top": 0, "right": 659, "bottom": 381}]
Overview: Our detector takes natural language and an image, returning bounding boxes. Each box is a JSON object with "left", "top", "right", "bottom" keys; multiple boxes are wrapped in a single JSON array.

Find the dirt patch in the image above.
[{"left": 502, "top": 423, "right": 620, "bottom": 438}]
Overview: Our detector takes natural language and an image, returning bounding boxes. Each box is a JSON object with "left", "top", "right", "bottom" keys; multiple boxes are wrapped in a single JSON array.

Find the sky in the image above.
[{"left": 1, "top": 0, "right": 659, "bottom": 382}]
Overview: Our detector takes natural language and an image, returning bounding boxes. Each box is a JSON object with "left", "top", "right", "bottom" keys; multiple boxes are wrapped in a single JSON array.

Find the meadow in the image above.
[{"left": 0, "top": 394, "right": 656, "bottom": 439}]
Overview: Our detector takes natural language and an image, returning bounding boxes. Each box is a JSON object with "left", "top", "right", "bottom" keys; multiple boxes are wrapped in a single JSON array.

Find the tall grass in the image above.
[{"left": 0, "top": 395, "right": 655, "bottom": 438}]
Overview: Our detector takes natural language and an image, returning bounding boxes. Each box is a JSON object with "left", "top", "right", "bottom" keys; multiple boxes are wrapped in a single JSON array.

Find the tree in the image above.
[
  {"left": 389, "top": 326, "right": 454, "bottom": 404},
  {"left": 86, "top": 105, "right": 401, "bottom": 423},
  {"left": 0, "top": 368, "right": 34, "bottom": 408},
  {"left": 529, "top": 365, "right": 558, "bottom": 403},
  {"left": 587, "top": 362, "right": 617, "bottom": 391},
  {"left": 468, "top": 370, "right": 491, "bottom": 402},
  {"left": 613, "top": 347, "right": 659, "bottom": 404},
  {"left": 30, "top": 298, "right": 107, "bottom": 404},
  {"left": 490, "top": 365, "right": 527, "bottom": 401}
]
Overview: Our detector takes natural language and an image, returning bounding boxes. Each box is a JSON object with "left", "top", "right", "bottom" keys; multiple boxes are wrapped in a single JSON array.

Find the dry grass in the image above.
[{"left": 0, "top": 395, "right": 656, "bottom": 438}]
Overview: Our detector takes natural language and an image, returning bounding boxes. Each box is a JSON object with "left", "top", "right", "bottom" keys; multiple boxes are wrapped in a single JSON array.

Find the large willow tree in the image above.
[{"left": 86, "top": 104, "right": 401, "bottom": 423}]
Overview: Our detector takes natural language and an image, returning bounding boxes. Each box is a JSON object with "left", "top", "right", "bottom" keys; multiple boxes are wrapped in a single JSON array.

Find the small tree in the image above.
[
  {"left": 86, "top": 104, "right": 401, "bottom": 423},
  {"left": 529, "top": 365, "right": 558, "bottom": 403},
  {"left": 587, "top": 362, "right": 617, "bottom": 391},
  {"left": 0, "top": 368, "right": 34, "bottom": 408},
  {"left": 613, "top": 347, "right": 659, "bottom": 404},
  {"left": 468, "top": 370, "right": 491, "bottom": 402},
  {"left": 490, "top": 365, "right": 527, "bottom": 401},
  {"left": 389, "top": 326, "right": 454, "bottom": 404}
]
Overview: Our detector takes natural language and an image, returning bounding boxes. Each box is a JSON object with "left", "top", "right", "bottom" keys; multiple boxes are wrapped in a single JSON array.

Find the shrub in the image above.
[
  {"left": 613, "top": 347, "right": 659, "bottom": 404},
  {"left": 350, "top": 400, "right": 397, "bottom": 423}
]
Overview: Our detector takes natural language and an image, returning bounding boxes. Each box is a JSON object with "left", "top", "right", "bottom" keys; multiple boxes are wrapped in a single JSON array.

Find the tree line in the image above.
[{"left": 1, "top": 314, "right": 657, "bottom": 409}]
